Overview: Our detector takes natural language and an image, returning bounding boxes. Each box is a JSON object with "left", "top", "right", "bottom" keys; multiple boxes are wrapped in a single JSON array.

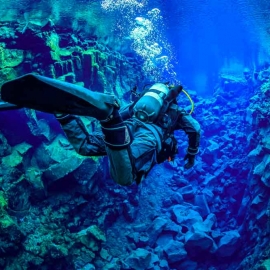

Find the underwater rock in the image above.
[
  {"left": 203, "top": 116, "right": 226, "bottom": 137},
  {"left": 184, "top": 231, "right": 215, "bottom": 255},
  {"left": 25, "top": 109, "right": 53, "bottom": 141},
  {"left": 76, "top": 225, "right": 106, "bottom": 249},
  {"left": 0, "top": 132, "right": 11, "bottom": 156},
  {"left": 159, "top": 259, "right": 169, "bottom": 269},
  {"left": 41, "top": 135, "right": 89, "bottom": 183},
  {"left": 1, "top": 149, "right": 23, "bottom": 168},
  {"left": 71, "top": 247, "right": 96, "bottom": 269},
  {"left": 203, "top": 213, "right": 217, "bottom": 231},
  {"left": 177, "top": 260, "right": 198, "bottom": 270},
  {"left": 180, "top": 185, "right": 195, "bottom": 200},
  {"left": 136, "top": 232, "right": 150, "bottom": 247},
  {"left": 5, "top": 176, "right": 32, "bottom": 215},
  {"left": 260, "top": 259, "right": 270, "bottom": 270},
  {"left": 262, "top": 137, "right": 270, "bottom": 153},
  {"left": 202, "top": 139, "right": 220, "bottom": 165},
  {"left": 216, "top": 230, "right": 241, "bottom": 257},
  {"left": 194, "top": 194, "right": 211, "bottom": 218},
  {"left": 13, "top": 141, "right": 32, "bottom": 155},
  {"left": 123, "top": 248, "right": 152, "bottom": 270},
  {"left": 126, "top": 231, "right": 139, "bottom": 244},
  {"left": 25, "top": 167, "right": 44, "bottom": 191},
  {"left": 100, "top": 248, "right": 112, "bottom": 261},
  {"left": 253, "top": 154, "right": 270, "bottom": 187},
  {"left": 0, "top": 67, "right": 18, "bottom": 86},
  {"left": 251, "top": 194, "right": 265, "bottom": 207},
  {"left": 48, "top": 243, "right": 68, "bottom": 259},
  {"left": 0, "top": 191, "right": 8, "bottom": 213},
  {"left": 171, "top": 205, "right": 203, "bottom": 229},
  {"left": 163, "top": 220, "right": 181, "bottom": 236},
  {"left": 103, "top": 258, "right": 122, "bottom": 270},
  {"left": 218, "top": 75, "right": 247, "bottom": 98},
  {"left": 122, "top": 199, "right": 137, "bottom": 222},
  {"left": 80, "top": 263, "right": 96, "bottom": 270},
  {"left": 170, "top": 192, "right": 183, "bottom": 204},
  {"left": 147, "top": 217, "right": 168, "bottom": 247},
  {"left": 133, "top": 223, "right": 148, "bottom": 232},
  {"left": 156, "top": 233, "right": 174, "bottom": 247},
  {"left": 0, "top": 209, "right": 24, "bottom": 256},
  {"left": 0, "top": 47, "right": 24, "bottom": 69},
  {"left": 163, "top": 240, "right": 187, "bottom": 263},
  {"left": 171, "top": 173, "right": 189, "bottom": 187}
]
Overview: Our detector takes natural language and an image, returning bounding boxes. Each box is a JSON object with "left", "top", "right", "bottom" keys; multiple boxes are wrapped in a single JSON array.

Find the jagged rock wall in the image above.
[
  {"left": 0, "top": 21, "right": 142, "bottom": 93},
  {"left": 0, "top": 21, "right": 144, "bottom": 270},
  {"left": 238, "top": 74, "right": 270, "bottom": 269}
]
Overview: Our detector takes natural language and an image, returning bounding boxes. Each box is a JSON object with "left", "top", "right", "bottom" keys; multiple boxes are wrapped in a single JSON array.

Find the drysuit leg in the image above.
[
  {"left": 56, "top": 114, "right": 107, "bottom": 156},
  {"left": 56, "top": 112, "right": 134, "bottom": 186}
]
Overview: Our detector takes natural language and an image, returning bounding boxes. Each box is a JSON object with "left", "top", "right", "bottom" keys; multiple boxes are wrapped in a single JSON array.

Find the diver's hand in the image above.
[{"left": 184, "top": 153, "right": 195, "bottom": 169}]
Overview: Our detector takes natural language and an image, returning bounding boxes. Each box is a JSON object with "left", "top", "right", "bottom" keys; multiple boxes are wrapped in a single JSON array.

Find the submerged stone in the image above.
[
  {"left": 124, "top": 248, "right": 152, "bottom": 269},
  {"left": 184, "top": 231, "right": 214, "bottom": 254},
  {"left": 163, "top": 240, "right": 187, "bottom": 263},
  {"left": 216, "top": 230, "right": 241, "bottom": 257},
  {"left": 147, "top": 217, "right": 168, "bottom": 247}
]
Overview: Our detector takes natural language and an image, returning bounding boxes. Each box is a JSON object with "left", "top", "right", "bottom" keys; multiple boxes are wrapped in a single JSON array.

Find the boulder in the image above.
[
  {"left": 123, "top": 200, "right": 137, "bottom": 222},
  {"left": 253, "top": 154, "right": 270, "bottom": 187},
  {"left": 216, "top": 230, "right": 241, "bottom": 257},
  {"left": 184, "top": 231, "right": 215, "bottom": 255},
  {"left": 0, "top": 48, "right": 24, "bottom": 69},
  {"left": 156, "top": 233, "right": 174, "bottom": 247},
  {"left": 0, "top": 132, "right": 11, "bottom": 157},
  {"left": 194, "top": 194, "right": 211, "bottom": 218},
  {"left": 163, "top": 240, "right": 187, "bottom": 263},
  {"left": 147, "top": 217, "right": 168, "bottom": 247},
  {"left": 203, "top": 213, "right": 217, "bottom": 231},
  {"left": 124, "top": 248, "right": 152, "bottom": 270},
  {"left": 76, "top": 225, "right": 106, "bottom": 250},
  {"left": 178, "top": 260, "right": 198, "bottom": 270},
  {"left": 0, "top": 213, "right": 24, "bottom": 255},
  {"left": 171, "top": 205, "right": 203, "bottom": 229},
  {"left": 180, "top": 185, "right": 195, "bottom": 200},
  {"left": 1, "top": 150, "right": 23, "bottom": 168},
  {"left": 163, "top": 221, "right": 181, "bottom": 236}
]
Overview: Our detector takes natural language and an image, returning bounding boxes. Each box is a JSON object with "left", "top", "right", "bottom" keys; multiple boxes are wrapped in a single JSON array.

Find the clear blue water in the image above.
[{"left": 1, "top": 0, "right": 270, "bottom": 94}]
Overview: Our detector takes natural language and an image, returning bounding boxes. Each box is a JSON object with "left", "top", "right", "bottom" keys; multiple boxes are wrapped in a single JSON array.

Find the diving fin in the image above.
[{"left": 0, "top": 74, "right": 117, "bottom": 120}]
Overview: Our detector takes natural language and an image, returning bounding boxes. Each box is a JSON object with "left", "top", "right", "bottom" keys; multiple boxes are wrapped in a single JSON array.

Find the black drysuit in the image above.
[{"left": 56, "top": 104, "right": 201, "bottom": 186}]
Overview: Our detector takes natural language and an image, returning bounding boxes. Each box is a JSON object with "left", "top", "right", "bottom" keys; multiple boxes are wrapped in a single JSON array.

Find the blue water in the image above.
[
  {"left": 97, "top": 0, "right": 270, "bottom": 94},
  {"left": 163, "top": 0, "right": 270, "bottom": 94}
]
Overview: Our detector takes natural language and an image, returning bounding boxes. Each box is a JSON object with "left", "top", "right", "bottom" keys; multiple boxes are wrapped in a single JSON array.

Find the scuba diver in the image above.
[{"left": 0, "top": 74, "right": 201, "bottom": 186}]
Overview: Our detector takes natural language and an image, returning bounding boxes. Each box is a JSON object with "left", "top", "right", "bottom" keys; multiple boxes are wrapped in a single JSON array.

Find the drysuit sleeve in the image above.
[
  {"left": 55, "top": 114, "right": 107, "bottom": 156},
  {"left": 175, "top": 110, "right": 201, "bottom": 155}
]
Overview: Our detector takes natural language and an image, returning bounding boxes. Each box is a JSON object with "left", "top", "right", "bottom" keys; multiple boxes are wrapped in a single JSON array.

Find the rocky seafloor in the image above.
[{"left": 0, "top": 16, "right": 269, "bottom": 270}]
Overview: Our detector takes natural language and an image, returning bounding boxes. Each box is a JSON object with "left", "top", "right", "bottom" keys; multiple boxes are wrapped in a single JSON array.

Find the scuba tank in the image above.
[
  {"left": 132, "top": 83, "right": 184, "bottom": 123},
  {"left": 133, "top": 83, "right": 170, "bottom": 123}
]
